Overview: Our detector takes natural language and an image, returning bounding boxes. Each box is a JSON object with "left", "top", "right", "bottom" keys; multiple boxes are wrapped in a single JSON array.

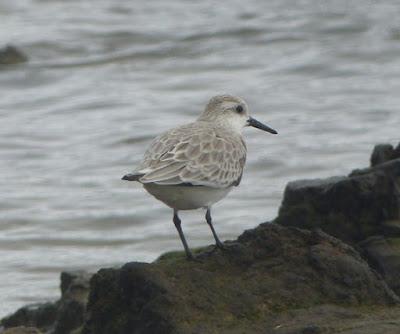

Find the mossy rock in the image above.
[{"left": 82, "top": 224, "right": 398, "bottom": 334}]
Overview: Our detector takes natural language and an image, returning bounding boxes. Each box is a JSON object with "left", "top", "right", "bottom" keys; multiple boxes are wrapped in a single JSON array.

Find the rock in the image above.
[
  {"left": 1, "top": 271, "right": 91, "bottom": 334},
  {"left": 268, "top": 304, "right": 400, "bottom": 334},
  {"left": 1, "top": 303, "right": 58, "bottom": 332},
  {"left": 276, "top": 158, "right": 400, "bottom": 244},
  {"left": 54, "top": 271, "right": 91, "bottom": 334},
  {"left": 300, "top": 325, "right": 323, "bottom": 334},
  {"left": 360, "top": 236, "right": 400, "bottom": 295},
  {"left": 382, "top": 220, "right": 400, "bottom": 237},
  {"left": 1, "top": 327, "right": 42, "bottom": 334},
  {"left": 276, "top": 145, "right": 400, "bottom": 298},
  {"left": 371, "top": 143, "right": 400, "bottom": 167},
  {"left": 0, "top": 45, "right": 27, "bottom": 65},
  {"left": 81, "top": 224, "right": 398, "bottom": 334}
]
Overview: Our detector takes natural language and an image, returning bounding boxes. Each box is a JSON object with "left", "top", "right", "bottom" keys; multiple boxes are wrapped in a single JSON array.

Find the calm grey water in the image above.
[{"left": 1, "top": 0, "right": 399, "bottom": 317}]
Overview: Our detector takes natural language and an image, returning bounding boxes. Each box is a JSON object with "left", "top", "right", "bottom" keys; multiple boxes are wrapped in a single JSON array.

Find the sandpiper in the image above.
[{"left": 122, "top": 95, "right": 277, "bottom": 259}]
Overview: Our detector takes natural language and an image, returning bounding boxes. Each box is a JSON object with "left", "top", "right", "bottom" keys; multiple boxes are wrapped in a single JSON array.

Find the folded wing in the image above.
[{"left": 132, "top": 123, "right": 246, "bottom": 188}]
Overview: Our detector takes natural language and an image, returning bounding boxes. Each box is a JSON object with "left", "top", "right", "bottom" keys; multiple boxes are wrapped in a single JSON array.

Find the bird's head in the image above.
[{"left": 198, "top": 94, "right": 277, "bottom": 135}]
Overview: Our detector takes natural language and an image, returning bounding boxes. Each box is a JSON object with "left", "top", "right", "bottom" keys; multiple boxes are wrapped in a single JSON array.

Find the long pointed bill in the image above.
[{"left": 247, "top": 117, "right": 278, "bottom": 134}]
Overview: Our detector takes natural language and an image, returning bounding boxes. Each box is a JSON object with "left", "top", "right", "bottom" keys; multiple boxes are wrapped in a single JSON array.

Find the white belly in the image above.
[{"left": 143, "top": 183, "right": 232, "bottom": 210}]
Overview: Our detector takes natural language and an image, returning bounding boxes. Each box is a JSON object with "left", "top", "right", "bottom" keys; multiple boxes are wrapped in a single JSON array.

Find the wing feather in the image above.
[{"left": 132, "top": 122, "right": 247, "bottom": 188}]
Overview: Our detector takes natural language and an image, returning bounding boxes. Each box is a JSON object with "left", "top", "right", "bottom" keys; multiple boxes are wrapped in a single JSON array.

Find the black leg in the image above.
[
  {"left": 173, "top": 210, "right": 194, "bottom": 260},
  {"left": 205, "top": 208, "right": 224, "bottom": 249}
]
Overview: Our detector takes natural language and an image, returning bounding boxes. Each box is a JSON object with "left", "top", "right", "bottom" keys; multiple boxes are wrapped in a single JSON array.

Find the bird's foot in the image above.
[
  {"left": 185, "top": 251, "right": 195, "bottom": 261},
  {"left": 217, "top": 241, "right": 243, "bottom": 254},
  {"left": 215, "top": 240, "right": 225, "bottom": 250}
]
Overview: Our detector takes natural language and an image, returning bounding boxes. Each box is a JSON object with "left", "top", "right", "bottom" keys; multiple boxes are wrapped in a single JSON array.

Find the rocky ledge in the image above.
[
  {"left": 2, "top": 142, "right": 400, "bottom": 334},
  {"left": 276, "top": 142, "right": 400, "bottom": 296}
]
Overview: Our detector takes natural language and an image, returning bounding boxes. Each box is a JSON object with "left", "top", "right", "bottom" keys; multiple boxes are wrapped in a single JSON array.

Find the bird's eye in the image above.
[{"left": 236, "top": 105, "right": 244, "bottom": 113}]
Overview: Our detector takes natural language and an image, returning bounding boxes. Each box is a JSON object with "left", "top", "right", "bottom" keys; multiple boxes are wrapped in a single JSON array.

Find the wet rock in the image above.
[
  {"left": 276, "top": 158, "right": 400, "bottom": 244},
  {"left": 81, "top": 224, "right": 398, "bottom": 334},
  {"left": 0, "top": 45, "right": 27, "bottom": 65},
  {"left": 1, "top": 271, "right": 91, "bottom": 334}
]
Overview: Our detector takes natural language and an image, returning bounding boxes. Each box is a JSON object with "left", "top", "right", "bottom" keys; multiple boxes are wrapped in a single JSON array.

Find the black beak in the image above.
[{"left": 247, "top": 117, "right": 278, "bottom": 134}]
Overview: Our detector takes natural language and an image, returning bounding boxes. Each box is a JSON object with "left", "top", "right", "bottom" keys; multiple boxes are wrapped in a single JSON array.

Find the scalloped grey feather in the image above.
[{"left": 135, "top": 122, "right": 246, "bottom": 188}]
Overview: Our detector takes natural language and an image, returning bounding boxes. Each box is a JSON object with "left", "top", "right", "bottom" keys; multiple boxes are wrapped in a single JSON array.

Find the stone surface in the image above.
[
  {"left": 382, "top": 220, "right": 400, "bottom": 238},
  {"left": 276, "top": 158, "right": 400, "bottom": 244},
  {"left": 276, "top": 145, "right": 400, "bottom": 296},
  {"left": 81, "top": 224, "right": 398, "bottom": 334},
  {"left": 360, "top": 236, "right": 400, "bottom": 295},
  {"left": 54, "top": 271, "right": 91, "bottom": 334},
  {"left": 1, "top": 327, "right": 42, "bottom": 334},
  {"left": 267, "top": 304, "right": 400, "bottom": 334},
  {"left": 1, "top": 303, "right": 58, "bottom": 332},
  {"left": 0, "top": 45, "right": 27, "bottom": 65},
  {"left": 371, "top": 143, "right": 400, "bottom": 167}
]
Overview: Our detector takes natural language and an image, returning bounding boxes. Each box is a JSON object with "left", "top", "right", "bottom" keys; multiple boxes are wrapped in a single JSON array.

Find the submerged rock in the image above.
[
  {"left": 0, "top": 45, "right": 27, "bottom": 65},
  {"left": 81, "top": 224, "right": 398, "bottom": 334}
]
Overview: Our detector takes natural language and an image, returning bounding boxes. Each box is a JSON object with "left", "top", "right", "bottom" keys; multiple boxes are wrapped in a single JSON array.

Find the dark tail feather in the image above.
[{"left": 122, "top": 173, "right": 143, "bottom": 181}]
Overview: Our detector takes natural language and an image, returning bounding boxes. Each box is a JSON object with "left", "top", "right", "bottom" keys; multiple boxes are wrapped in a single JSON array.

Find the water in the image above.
[{"left": 1, "top": 0, "right": 399, "bottom": 317}]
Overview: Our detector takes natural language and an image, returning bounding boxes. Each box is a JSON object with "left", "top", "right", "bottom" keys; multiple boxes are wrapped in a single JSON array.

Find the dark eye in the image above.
[{"left": 236, "top": 105, "right": 244, "bottom": 113}]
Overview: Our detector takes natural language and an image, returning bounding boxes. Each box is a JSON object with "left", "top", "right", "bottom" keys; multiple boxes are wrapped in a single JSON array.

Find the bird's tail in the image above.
[{"left": 121, "top": 173, "right": 144, "bottom": 181}]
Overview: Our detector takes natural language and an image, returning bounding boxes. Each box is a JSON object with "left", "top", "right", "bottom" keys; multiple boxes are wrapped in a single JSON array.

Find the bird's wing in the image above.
[{"left": 133, "top": 123, "right": 247, "bottom": 188}]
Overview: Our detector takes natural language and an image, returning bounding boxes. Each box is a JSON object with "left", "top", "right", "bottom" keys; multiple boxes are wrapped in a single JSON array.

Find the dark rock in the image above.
[
  {"left": 276, "top": 158, "right": 400, "bottom": 244},
  {"left": 382, "top": 220, "right": 400, "bottom": 237},
  {"left": 81, "top": 224, "right": 398, "bottom": 334},
  {"left": 0, "top": 45, "right": 27, "bottom": 65},
  {"left": 371, "top": 143, "right": 400, "bottom": 167},
  {"left": 1, "top": 303, "right": 58, "bottom": 331},
  {"left": 1, "top": 327, "right": 42, "bottom": 334},
  {"left": 53, "top": 270, "right": 91, "bottom": 334},
  {"left": 276, "top": 145, "right": 400, "bottom": 296},
  {"left": 267, "top": 304, "right": 400, "bottom": 334},
  {"left": 360, "top": 236, "right": 400, "bottom": 295},
  {"left": 301, "top": 325, "right": 323, "bottom": 334},
  {"left": 1, "top": 271, "right": 91, "bottom": 334}
]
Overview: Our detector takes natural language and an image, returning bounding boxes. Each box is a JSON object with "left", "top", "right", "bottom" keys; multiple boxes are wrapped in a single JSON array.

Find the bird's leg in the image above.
[
  {"left": 205, "top": 208, "right": 224, "bottom": 249},
  {"left": 173, "top": 210, "right": 194, "bottom": 260}
]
